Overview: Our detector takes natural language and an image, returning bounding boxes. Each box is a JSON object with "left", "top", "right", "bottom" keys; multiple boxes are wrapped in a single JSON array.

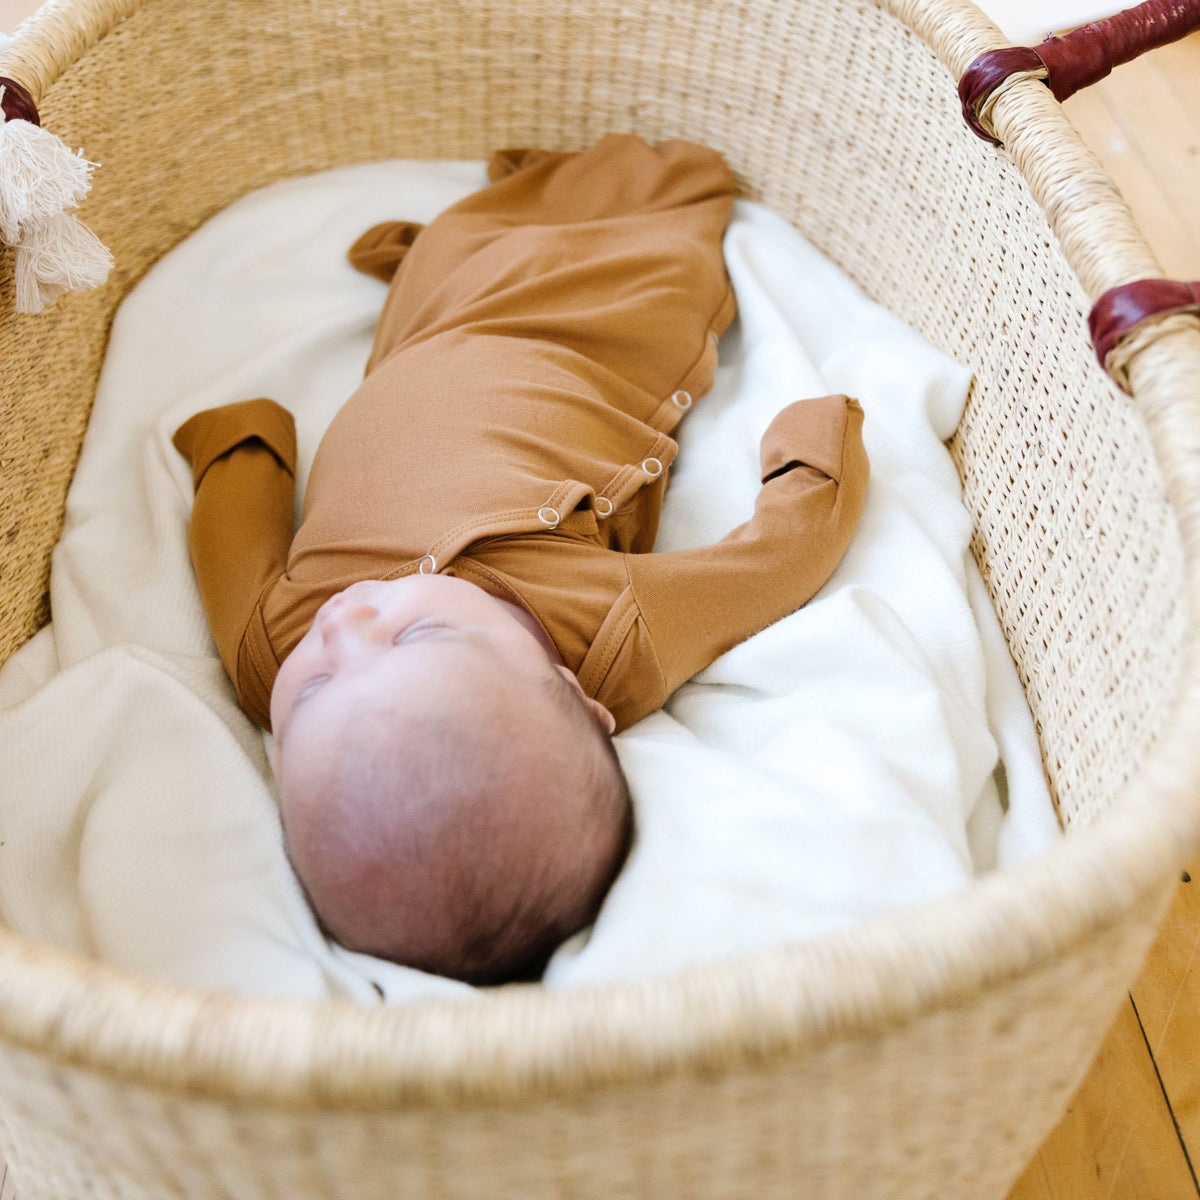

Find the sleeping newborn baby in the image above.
[{"left": 173, "top": 134, "right": 869, "bottom": 984}]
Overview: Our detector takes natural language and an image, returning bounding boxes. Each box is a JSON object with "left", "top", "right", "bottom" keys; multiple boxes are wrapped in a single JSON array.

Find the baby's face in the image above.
[{"left": 270, "top": 574, "right": 610, "bottom": 764}]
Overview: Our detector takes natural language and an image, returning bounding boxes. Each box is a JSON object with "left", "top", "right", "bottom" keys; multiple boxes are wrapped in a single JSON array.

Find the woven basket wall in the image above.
[{"left": 1, "top": 1, "right": 1199, "bottom": 1197}]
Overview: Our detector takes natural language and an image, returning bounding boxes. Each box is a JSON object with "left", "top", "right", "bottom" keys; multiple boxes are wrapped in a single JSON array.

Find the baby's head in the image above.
[{"left": 269, "top": 575, "right": 631, "bottom": 984}]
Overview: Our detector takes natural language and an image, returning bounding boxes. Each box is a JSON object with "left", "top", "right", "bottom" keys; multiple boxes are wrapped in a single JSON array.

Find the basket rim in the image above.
[{"left": 1, "top": 0, "right": 1199, "bottom": 1109}]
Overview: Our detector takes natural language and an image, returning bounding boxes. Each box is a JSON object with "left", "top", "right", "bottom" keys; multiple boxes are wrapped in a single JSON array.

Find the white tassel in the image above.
[
  {"left": 0, "top": 107, "right": 96, "bottom": 243},
  {"left": 1, "top": 83, "right": 113, "bottom": 313},
  {"left": 14, "top": 210, "right": 113, "bottom": 314}
]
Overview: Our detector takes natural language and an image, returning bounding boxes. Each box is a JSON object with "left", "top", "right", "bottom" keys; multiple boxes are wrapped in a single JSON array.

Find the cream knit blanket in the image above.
[{"left": 0, "top": 160, "right": 1060, "bottom": 1001}]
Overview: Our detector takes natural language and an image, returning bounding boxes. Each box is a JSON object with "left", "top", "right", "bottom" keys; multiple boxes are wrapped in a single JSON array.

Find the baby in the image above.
[{"left": 173, "top": 135, "right": 868, "bottom": 984}]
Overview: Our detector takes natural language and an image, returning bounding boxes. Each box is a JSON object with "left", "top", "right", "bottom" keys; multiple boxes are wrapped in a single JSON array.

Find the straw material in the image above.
[{"left": 1, "top": 1, "right": 1199, "bottom": 1196}]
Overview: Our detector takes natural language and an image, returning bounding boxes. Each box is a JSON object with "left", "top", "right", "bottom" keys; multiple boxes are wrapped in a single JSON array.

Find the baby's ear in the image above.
[{"left": 555, "top": 665, "right": 617, "bottom": 735}]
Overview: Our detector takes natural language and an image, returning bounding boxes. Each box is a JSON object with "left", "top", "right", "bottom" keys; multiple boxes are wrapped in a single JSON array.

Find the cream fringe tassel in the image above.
[{"left": 0, "top": 84, "right": 113, "bottom": 313}]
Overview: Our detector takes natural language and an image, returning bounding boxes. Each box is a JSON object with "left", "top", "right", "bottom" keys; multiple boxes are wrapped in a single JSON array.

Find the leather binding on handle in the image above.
[
  {"left": 1089, "top": 279, "right": 1200, "bottom": 389},
  {"left": 959, "top": 0, "right": 1200, "bottom": 143},
  {"left": 0, "top": 75, "right": 40, "bottom": 125}
]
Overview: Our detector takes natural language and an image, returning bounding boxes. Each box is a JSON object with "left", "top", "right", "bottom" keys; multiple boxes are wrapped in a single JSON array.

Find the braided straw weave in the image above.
[{"left": 1, "top": 1, "right": 1199, "bottom": 1196}]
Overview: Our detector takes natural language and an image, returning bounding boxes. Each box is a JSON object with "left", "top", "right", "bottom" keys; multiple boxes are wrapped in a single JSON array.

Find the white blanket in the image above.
[{"left": 0, "top": 160, "right": 1060, "bottom": 1002}]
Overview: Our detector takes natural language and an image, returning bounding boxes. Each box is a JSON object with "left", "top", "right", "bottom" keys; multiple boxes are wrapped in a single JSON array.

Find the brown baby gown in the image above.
[{"left": 173, "top": 134, "right": 868, "bottom": 732}]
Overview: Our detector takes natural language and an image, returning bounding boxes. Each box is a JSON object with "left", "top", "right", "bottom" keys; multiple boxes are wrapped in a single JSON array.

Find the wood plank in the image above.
[
  {"left": 1154, "top": 32, "right": 1200, "bottom": 130},
  {"left": 1129, "top": 868, "right": 1200, "bottom": 1174},
  {"left": 1006, "top": 993, "right": 1199, "bottom": 1200},
  {"left": 1085, "top": 51, "right": 1200, "bottom": 276},
  {"left": 1061, "top": 85, "right": 1200, "bottom": 277}
]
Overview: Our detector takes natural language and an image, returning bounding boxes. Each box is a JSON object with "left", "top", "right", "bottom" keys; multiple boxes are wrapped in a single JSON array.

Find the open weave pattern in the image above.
[{"left": 0, "top": 2, "right": 1198, "bottom": 1198}]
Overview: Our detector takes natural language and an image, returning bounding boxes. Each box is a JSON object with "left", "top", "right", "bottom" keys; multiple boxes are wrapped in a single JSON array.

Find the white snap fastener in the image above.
[
  {"left": 672, "top": 390, "right": 693, "bottom": 409},
  {"left": 641, "top": 457, "right": 663, "bottom": 479},
  {"left": 595, "top": 496, "right": 614, "bottom": 517},
  {"left": 537, "top": 506, "right": 561, "bottom": 528},
  {"left": 418, "top": 554, "right": 437, "bottom": 575}
]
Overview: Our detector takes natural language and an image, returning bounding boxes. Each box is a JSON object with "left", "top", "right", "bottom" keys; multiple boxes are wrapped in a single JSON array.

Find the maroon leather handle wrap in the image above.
[
  {"left": 958, "top": 48, "right": 1045, "bottom": 143},
  {"left": 0, "top": 75, "right": 39, "bottom": 125},
  {"left": 1089, "top": 278, "right": 1200, "bottom": 371},
  {"left": 1037, "top": 0, "right": 1200, "bottom": 99},
  {"left": 960, "top": 0, "right": 1200, "bottom": 142}
]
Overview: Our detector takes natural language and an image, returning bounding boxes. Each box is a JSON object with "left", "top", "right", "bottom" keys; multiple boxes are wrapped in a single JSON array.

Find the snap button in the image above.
[
  {"left": 595, "top": 496, "right": 614, "bottom": 517},
  {"left": 418, "top": 554, "right": 437, "bottom": 575},
  {"left": 672, "top": 390, "right": 693, "bottom": 409},
  {"left": 537, "top": 505, "right": 561, "bottom": 528},
  {"left": 641, "top": 457, "right": 663, "bottom": 479}
]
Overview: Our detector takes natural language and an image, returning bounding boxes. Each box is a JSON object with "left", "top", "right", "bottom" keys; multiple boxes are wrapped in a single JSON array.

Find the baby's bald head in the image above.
[{"left": 270, "top": 575, "right": 630, "bottom": 984}]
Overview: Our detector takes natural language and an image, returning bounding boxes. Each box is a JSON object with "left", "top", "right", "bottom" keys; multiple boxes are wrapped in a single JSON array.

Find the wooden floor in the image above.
[{"left": 2, "top": 3, "right": 1200, "bottom": 1197}]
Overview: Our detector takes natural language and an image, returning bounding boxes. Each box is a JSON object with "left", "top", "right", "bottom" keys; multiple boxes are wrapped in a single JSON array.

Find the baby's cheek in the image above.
[{"left": 271, "top": 636, "right": 318, "bottom": 724}]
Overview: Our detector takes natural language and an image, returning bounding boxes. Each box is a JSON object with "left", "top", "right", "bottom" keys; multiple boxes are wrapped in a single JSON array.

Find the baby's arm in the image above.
[
  {"left": 173, "top": 398, "right": 296, "bottom": 724},
  {"left": 625, "top": 393, "right": 868, "bottom": 697}
]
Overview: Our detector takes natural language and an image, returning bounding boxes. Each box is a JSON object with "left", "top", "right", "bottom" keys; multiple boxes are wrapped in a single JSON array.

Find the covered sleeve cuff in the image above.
[
  {"left": 346, "top": 220, "right": 425, "bottom": 283},
  {"left": 173, "top": 398, "right": 297, "bottom": 490},
  {"left": 759, "top": 394, "right": 863, "bottom": 484}
]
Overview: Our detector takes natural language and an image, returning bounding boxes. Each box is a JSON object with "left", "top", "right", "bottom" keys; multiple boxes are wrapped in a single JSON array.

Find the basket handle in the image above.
[
  {"left": 958, "top": 3, "right": 1200, "bottom": 391},
  {"left": 959, "top": 0, "right": 1200, "bottom": 144}
]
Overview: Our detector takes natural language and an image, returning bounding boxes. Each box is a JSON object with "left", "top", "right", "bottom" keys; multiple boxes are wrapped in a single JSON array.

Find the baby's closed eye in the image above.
[
  {"left": 296, "top": 622, "right": 446, "bottom": 695},
  {"left": 393, "top": 618, "right": 450, "bottom": 642}
]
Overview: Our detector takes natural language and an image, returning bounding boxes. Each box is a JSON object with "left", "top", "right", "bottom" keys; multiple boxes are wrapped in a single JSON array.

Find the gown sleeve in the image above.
[
  {"left": 172, "top": 398, "right": 297, "bottom": 723},
  {"left": 346, "top": 220, "right": 425, "bottom": 283},
  {"left": 624, "top": 393, "right": 869, "bottom": 697}
]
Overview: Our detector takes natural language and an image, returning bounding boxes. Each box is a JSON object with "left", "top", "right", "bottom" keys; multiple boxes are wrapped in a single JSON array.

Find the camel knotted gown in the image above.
[{"left": 173, "top": 134, "right": 869, "bottom": 732}]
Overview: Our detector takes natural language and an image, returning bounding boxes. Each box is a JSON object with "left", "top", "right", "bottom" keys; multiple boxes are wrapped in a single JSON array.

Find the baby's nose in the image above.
[{"left": 320, "top": 602, "right": 381, "bottom": 644}]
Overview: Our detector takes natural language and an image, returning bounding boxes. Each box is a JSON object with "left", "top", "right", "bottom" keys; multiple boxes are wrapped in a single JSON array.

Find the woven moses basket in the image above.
[{"left": 1, "top": 0, "right": 1199, "bottom": 1196}]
